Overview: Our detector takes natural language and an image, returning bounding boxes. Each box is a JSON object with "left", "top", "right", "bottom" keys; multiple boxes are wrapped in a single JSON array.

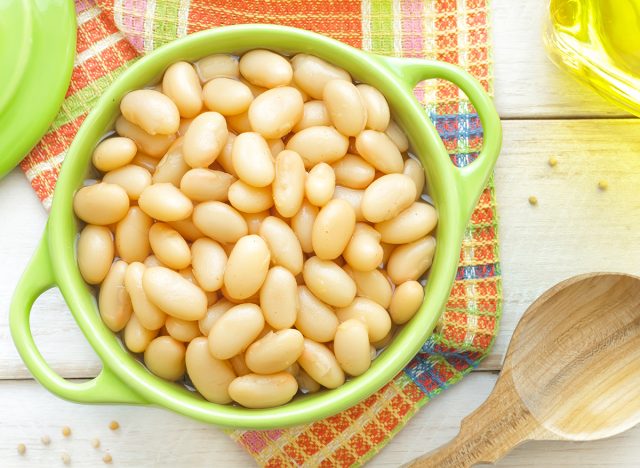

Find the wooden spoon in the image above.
[{"left": 410, "top": 273, "right": 640, "bottom": 467}]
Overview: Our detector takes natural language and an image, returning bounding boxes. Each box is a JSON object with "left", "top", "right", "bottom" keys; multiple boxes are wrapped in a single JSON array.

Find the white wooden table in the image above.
[{"left": 2, "top": 1, "right": 640, "bottom": 466}]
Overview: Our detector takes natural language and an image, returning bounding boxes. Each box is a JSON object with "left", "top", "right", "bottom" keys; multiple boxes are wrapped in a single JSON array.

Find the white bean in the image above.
[
  {"left": 228, "top": 372, "right": 298, "bottom": 408},
  {"left": 361, "top": 174, "right": 416, "bottom": 223},
  {"left": 148, "top": 223, "right": 191, "bottom": 270},
  {"left": 332, "top": 186, "right": 365, "bottom": 222},
  {"left": 232, "top": 132, "right": 275, "bottom": 187},
  {"left": 355, "top": 130, "right": 404, "bottom": 174},
  {"left": 125, "top": 262, "right": 166, "bottom": 330},
  {"left": 196, "top": 54, "right": 239, "bottom": 82},
  {"left": 152, "top": 138, "right": 190, "bottom": 187},
  {"left": 182, "top": 112, "right": 228, "bottom": 168},
  {"left": 115, "top": 116, "right": 176, "bottom": 157},
  {"left": 386, "top": 236, "right": 436, "bottom": 284},
  {"left": 144, "top": 336, "right": 185, "bottom": 381},
  {"left": 305, "top": 163, "right": 335, "bottom": 207},
  {"left": 216, "top": 132, "right": 238, "bottom": 177},
  {"left": 297, "top": 339, "right": 344, "bottom": 389},
  {"left": 165, "top": 316, "right": 201, "bottom": 342},
  {"left": 192, "top": 201, "right": 248, "bottom": 243},
  {"left": 343, "top": 223, "right": 383, "bottom": 272},
  {"left": 260, "top": 266, "right": 299, "bottom": 329},
  {"left": 77, "top": 225, "right": 114, "bottom": 284},
  {"left": 179, "top": 168, "right": 234, "bottom": 202},
  {"left": 142, "top": 266, "right": 207, "bottom": 320},
  {"left": 385, "top": 119, "right": 409, "bottom": 152},
  {"left": 249, "top": 87, "right": 304, "bottom": 138},
  {"left": 291, "top": 54, "right": 350, "bottom": 99},
  {"left": 223, "top": 235, "right": 270, "bottom": 300},
  {"left": 295, "top": 286, "right": 338, "bottom": 342},
  {"left": 312, "top": 199, "right": 355, "bottom": 260},
  {"left": 124, "top": 313, "right": 158, "bottom": 353},
  {"left": 203, "top": 78, "right": 253, "bottom": 116},
  {"left": 259, "top": 217, "right": 304, "bottom": 275},
  {"left": 291, "top": 200, "right": 318, "bottom": 254},
  {"left": 303, "top": 256, "right": 356, "bottom": 307},
  {"left": 120, "top": 90, "right": 180, "bottom": 135},
  {"left": 245, "top": 329, "right": 304, "bottom": 374},
  {"left": 138, "top": 183, "right": 193, "bottom": 222},
  {"left": 403, "top": 157, "right": 426, "bottom": 199},
  {"left": 103, "top": 164, "right": 151, "bottom": 201},
  {"left": 356, "top": 84, "right": 390, "bottom": 131},
  {"left": 115, "top": 206, "right": 152, "bottom": 263},
  {"left": 73, "top": 183, "right": 129, "bottom": 225},
  {"left": 344, "top": 266, "right": 393, "bottom": 309},
  {"left": 228, "top": 180, "right": 273, "bottom": 213},
  {"left": 208, "top": 303, "right": 265, "bottom": 359},
  {"left": 335, "top": 297, "right": 391, "bottom": 342},
  {"left": 389, "top": 280, "right": 424, "bottom": 324},
  {"left": 292, "top": 100, "right": 331, "bottom": 132},
  {"left": 285, "top": 126, "right": 349, "bottom": 169},
  {"left": 296, "top": 368, "right": 321, "bottom": 394},
  {"left": 98, "top": 261, "right": 132, "bottom": 332},
  {"left": 92, "top": 137, "right": 137, "bottom": 172},
  {"left": 162, "top": 61, "right": 203, "bottom": 118},
  {"left": 186, "top": 337, "right": 236, "bottom": 403},
  {"left": 323, "top": 80, "right": 367, "bottom": 136},
  {"left": 334, "top": 319, "right": 371, "bottom": 376},
  {"left": 375, "top": 202, "right": 437, "bottom": 244},
  {"left": 240, "top": 50, "right": 293, "bottom": 88},
  {"left": 273, "top": 150, "right": 305, "bottom": 217},
  {"left": 191, "top": 238, "right": 227, "bottom": 292},
  {"left": 331, "top": 154, "right": 375, "bottom": 189}
]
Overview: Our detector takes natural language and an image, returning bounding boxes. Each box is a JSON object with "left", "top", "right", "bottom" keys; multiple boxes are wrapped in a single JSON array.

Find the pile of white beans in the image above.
[{"left": 73, "top": 50, "right": 437, "bottom": 409}]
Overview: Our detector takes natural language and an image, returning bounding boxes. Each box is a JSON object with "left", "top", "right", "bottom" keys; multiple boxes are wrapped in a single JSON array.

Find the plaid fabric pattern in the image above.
[{"left": 22, "top": 1, "right": 501, "bottom": 465}]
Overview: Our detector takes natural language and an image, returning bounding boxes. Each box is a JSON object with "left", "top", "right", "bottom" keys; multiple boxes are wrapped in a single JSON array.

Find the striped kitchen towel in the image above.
[{"left": 22, "top": 0, "right": 501, "bottom": 465}]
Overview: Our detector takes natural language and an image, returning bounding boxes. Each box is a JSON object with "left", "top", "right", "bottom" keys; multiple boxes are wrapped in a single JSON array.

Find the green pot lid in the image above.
[{"left": 0, "top": 0, "right": 76, "bottom": 179}]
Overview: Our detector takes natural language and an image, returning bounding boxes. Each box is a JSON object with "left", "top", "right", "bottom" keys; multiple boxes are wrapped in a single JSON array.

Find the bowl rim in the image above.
[{"left": 40, "top": 24, "right": 484, "bottom": 428}]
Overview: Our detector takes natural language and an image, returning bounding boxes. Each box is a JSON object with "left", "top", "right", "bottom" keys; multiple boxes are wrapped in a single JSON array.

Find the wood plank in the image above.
[
  {"left": 0, "top": 373, "right": 489, "bottom": 467},
  {"left": 0, "top": 171, "right": 102, "bottom": 379},
  {"left": 3, "top": 374, "right": 640, "bottom": 467},
  {"left": 492, "top": 0, "right": 629, "bottom": 119},
  {"left": 0, "top": 172, "right": 116, "bottom": 375},
  {"left": 3, "top": 119, "right": 640, "bottom": 377},
  {"left": 481, "top": 118, "right": 640, "bottom": 369}
]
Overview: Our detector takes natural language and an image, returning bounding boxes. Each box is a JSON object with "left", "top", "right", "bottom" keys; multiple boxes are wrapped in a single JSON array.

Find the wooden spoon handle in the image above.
[{"left": 409, "top": 374, "right": 543, "bottom": 467}]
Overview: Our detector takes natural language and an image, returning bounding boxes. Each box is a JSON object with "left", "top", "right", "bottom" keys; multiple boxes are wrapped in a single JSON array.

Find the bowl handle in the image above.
[
  {"left": 9, "top": 230, "right": 146, "bottom": 405},
  {"left": 376, "top": 56, "right": 502, "bottom": 222}
]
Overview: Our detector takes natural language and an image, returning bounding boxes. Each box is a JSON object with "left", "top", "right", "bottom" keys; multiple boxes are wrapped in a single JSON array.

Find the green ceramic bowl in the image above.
[
  {"left": 0, "top": 0, "right": 76, "bottom": 179},
  {"left": 10, "top": 25, "right": 501, "bottom": 429}
]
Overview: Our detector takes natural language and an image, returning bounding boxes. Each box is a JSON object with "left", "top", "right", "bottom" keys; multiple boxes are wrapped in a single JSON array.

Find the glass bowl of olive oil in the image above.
[{"left": 545, "top": 0, "right": 640, "bottom": 116}]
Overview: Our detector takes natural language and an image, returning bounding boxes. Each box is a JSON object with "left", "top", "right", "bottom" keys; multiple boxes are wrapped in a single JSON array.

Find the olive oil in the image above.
[{"left": 545, "top": 0, "right": 640, "bottom": 116}]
